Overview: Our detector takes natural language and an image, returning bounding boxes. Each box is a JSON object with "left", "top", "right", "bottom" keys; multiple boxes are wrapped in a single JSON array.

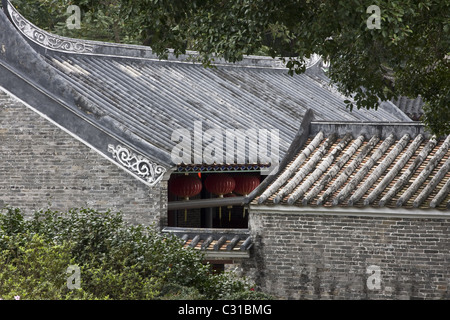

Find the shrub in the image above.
[
  {"left": 0, "top": 207, "right": 271, "bottom": 300},
  {"left": 0, "top": 233, "right": 95, "bottom": 300}
]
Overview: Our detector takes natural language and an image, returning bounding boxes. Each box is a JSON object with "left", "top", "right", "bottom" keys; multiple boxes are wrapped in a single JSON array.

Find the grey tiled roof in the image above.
[
  {"left": 44, "top": 53, "right": 410, "bottom": 161},
  {"left": 255, "top": 123, "right": 450, "bottom": 210},
  {"left": 391, "top": 96, "right": 424, "bottom": 121},
  {"left": 0, "top": 2, "right": 412, "bottom": 169},
  {"left": 162, "top": 227, "right": 252, "bottom": 259}
]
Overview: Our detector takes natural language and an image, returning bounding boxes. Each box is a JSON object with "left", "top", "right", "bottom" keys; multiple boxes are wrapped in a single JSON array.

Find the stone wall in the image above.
[
  {"left": 0, "top": 90, "right": 166, "bottom": 226},
  {"left": 244, "top": 210, "right": 450, "bottom": 300}
]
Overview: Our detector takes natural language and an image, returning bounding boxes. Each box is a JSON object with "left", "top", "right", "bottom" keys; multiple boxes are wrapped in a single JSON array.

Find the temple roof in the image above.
[
  {"left": 0, "top": 1, "right": 412, "bottom": 184},
  {"left": 254, "top": 122, "right": 450, "bottom": 210}
]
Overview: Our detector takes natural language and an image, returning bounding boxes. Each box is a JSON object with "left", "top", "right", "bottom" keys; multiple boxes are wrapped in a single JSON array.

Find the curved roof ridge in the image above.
[{"left": 3, "top": 0, "right": 321, "bottom": 70}]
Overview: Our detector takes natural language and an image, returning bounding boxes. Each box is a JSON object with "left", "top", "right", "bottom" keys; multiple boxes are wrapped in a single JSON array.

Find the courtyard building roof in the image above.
[
  {"left": 254, "top": 122, "right": 450, "bottom": 210},
  {"left": 0, "top": 1, "right": 411, "bottom": 182}
]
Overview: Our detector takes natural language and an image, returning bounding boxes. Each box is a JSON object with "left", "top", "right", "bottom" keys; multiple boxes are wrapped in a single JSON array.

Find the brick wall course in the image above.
[
  {"left": 243, "top": 211, "right": 450, "bottom": 300},
  {"left": 0, "top": 90, "right": 166, "bottom": 226}
]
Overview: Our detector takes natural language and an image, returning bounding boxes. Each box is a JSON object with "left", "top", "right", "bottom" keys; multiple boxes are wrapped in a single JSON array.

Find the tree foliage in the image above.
[{"left": 7, "top": 0, "right": 450, "bottom": 135}]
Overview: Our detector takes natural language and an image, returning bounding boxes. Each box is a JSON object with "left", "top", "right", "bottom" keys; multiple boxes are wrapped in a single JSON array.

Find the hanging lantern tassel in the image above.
[
  {"left": 205, "top": 174, "right": 236, "bottom": 225},
  {"left": 219, "top": 206, "right": 222, "bottom": 221},
  {"left": 233, "top": 175, "right": 260, "bottom": 219},
  {"left": 218, "top": 194, "right": 223, "bottom": 221},
  {"left": 223, "top": 193, "right": 237, "bottom": 222},
  {"left": 184, "top": 196, "right": 189, "bottom": 222}
]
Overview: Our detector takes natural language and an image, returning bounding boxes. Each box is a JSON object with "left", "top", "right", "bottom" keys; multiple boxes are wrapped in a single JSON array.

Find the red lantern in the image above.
[
  {"left": 205, "top": 174, "right": 236, "bottom": 220},
  {"left": 233, "top": 175, "right": 260, "bottom": 196},
  {"left": 233, "top": 175, "right": 260, "bottom": 218},
  {"left": 169, "top": 174, "right": 202, "bottom": 221},
  {"left": 204, "top": 174, "right": 235, "bottom": 198},
  {"left": 169, "top": 174, "right": 202, "bottom": 200}
]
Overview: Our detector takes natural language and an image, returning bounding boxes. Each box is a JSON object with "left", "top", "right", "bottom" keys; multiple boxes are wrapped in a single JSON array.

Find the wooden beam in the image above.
[{"left": 168, "top": 196, "right": 245, "bottom": 211}]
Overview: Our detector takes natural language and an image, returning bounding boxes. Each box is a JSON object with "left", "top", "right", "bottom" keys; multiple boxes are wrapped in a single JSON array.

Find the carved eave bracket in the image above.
[
  {"left": 6, "top": 1, "right": 95, "bottom": 54},
  {"left": 108, "top": 145, "right": 167, "bottom": 187}
]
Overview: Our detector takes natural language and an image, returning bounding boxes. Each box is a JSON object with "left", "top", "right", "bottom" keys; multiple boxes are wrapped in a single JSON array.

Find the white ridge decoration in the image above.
[
  {"left": 8, "top": 4, "right": 94, "bottom": 54},
  {"left": 108, "top": 145, "right": 166, "bottom": 187}
]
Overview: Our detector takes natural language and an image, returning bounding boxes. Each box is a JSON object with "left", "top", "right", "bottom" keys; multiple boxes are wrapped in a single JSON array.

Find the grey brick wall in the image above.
[
  {"left": 0, "top": 90, "right": 167, "bottom": 227},
  {"left": 243, "top": 211, "right": 450, "bottom": 300}
]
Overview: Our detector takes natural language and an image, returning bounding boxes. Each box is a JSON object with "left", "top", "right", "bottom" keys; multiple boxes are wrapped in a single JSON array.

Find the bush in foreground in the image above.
[{"left": 0, "top": 207, "right": 271, "bottom": 300}]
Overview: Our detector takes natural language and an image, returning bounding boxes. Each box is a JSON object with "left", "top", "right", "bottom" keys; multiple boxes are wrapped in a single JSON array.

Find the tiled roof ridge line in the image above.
[
  {"left": 318, "top": 135, "right": 380, "bottom": 205},
  {"left": 347, "top": 133, "right": 411, "bottom": 206},
  {"left": 397, "top": 135, "right": 450, "bottom": 207},
  {"left": 309, "top": 121, "right": 433, "bottom": 140},
  {"left": 364, "top": 133, "right": 424, "bottom": 206},
  {"left": 273, "top": 133, "right": 338, "bottom": 204},
  {"left": 291, "top": 133, "right": 353, "bottom": 205},
  {"left": 3, "top": 0, "right": 316, "bottom": 71},
  {"left": 0, "top": 6, "right": 173, "bottom": 170}
]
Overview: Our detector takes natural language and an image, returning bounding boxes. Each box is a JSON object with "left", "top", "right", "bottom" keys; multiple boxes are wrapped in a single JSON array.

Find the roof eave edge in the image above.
[
  {"left": 244, "top": 108, "right": 315, "bottom": 204},
  {"left": 249, "top": 204, "right": 450, "bottom": 219}
]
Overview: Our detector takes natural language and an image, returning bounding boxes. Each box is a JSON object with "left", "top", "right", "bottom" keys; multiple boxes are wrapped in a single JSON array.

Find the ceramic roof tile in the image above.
[
  {"left": 255, "top": 124, "right": 450, "bottom": 210},
  {"left": 162, "top": 227, "right": 252, "bottom": 258}
]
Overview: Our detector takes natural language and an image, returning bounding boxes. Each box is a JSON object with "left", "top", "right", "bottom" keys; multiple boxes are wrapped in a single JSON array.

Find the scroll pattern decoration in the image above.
[{"left": 108, "top": 145, "right": 167, "bottom": 187}]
